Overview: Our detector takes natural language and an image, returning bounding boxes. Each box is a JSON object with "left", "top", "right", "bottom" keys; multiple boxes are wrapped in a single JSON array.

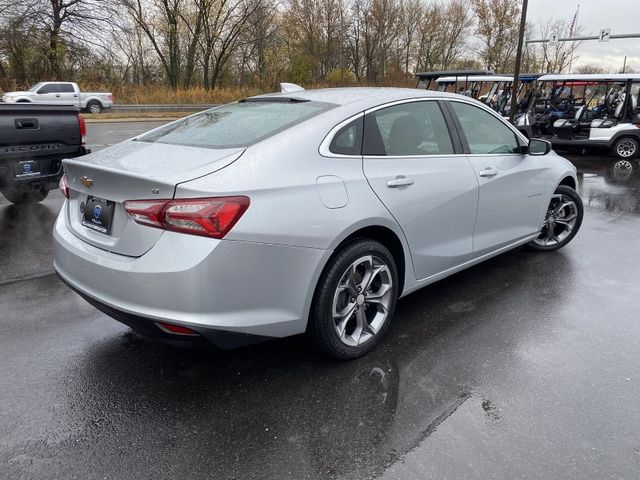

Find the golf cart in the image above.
[
  {"left": 516, "top": 74, "right": 640, "bottom": 159},
  {"left": 414, "top": 70, "right": 492, "bottom": 90}
]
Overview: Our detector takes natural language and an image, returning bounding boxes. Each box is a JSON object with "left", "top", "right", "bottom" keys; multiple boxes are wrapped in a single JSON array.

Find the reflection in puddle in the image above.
[{"left": 567, "top": 153, "right": 640, "bottom": 215}]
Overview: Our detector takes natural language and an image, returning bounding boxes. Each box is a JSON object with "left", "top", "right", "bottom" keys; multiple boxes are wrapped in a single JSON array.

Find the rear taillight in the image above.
[
  {"left": 59, "top": 174, "right": 70, "bottom": 199},
  {"left": 77, "top": 114, "right": 87, "bottom": 145},
  {"left": 123, "top": 196, "right": 250, "bottom": 239}
]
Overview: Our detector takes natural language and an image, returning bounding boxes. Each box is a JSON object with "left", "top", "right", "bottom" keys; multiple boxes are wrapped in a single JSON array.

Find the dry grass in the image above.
[
  {"left": 88, "top": 79, "right": 416, "bottom": 105},
  {"left": 83, "top": 111, "right": 197, "bottom": 122},
  {"left": 108, "top": 85, "right": 263, "bottom": 105}
]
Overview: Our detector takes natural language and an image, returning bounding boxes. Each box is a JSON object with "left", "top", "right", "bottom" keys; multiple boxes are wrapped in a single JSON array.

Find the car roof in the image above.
[{"left": 247, "top": 87, "right": 455, "bottom": 107}]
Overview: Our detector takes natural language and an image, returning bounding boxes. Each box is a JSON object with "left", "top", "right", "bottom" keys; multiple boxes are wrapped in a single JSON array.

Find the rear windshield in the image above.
[{"left": 136, "top": 99, "right": 334, "bottom": 149}]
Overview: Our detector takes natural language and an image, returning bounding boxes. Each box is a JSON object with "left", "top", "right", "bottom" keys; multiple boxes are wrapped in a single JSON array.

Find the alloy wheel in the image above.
[
  {"left": 533, "top": 193, "right": 579, "bottom": 247},
  {"left": 332, "top": 255, "right": 393, "bottom": 347}
]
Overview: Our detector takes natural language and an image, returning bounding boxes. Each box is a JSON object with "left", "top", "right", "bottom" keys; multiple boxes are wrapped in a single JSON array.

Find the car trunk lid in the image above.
[{"left": 63, "top": 140, "right": 244, "bottom": 256}]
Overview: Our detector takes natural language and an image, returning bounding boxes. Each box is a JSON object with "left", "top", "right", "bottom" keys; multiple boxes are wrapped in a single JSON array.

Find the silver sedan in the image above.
[{"left": 54, "top": 87, "right": 583, "bottom": 359}]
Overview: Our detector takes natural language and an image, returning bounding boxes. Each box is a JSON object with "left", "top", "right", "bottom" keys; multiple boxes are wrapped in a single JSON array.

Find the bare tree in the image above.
[
  {"left": 536, "top": 19, "right": 581, "bottom": 73},
  {"left": 472, "top": 0, "right": 521, "bottom": 72}
]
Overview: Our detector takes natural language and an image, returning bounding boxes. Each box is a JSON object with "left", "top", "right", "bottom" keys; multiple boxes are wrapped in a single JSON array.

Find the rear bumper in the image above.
[
  {"left": 53, "top": 209, "right": 328, "bottom": 343},
  {"left": 0, "top": 147, "right": 89, "bottom": 190}
]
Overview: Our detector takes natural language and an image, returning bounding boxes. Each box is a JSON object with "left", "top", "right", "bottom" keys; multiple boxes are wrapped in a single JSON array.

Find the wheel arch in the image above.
[
  {"left": 335, "top": 225, "right": 408, "bottom": 297},
  {"left": 607, "top": 130, "right": 640, "bottom": 148},
  {"left": 85, "top": 99, "right": 104, "bottom": 111},
  {"left": 558, "top": 176, "right": 576, "bottom": 190},
  {"left": 302, "top": 221, "right": 411, "bottom": 335}
]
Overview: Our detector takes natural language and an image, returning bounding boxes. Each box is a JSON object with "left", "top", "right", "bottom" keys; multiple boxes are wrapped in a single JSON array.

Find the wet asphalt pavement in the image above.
[{"left": 1, "top": 123, "right": 640, "bottom": 479}]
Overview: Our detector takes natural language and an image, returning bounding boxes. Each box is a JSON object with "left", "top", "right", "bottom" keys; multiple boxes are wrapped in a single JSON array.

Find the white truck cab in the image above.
[{"left": 2, "top": 82, "right": 113, "bottom": 114}]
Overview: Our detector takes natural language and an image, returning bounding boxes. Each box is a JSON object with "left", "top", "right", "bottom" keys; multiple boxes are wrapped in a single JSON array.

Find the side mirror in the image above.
[
  {"left": 36, "top": 90, "right": 44, "bottom": 94},
  {"left": 528, "top": 138, "right": 552, "bottom": 156}
]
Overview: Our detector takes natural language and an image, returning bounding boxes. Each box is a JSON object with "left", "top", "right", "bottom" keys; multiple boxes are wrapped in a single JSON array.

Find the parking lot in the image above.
[{"left": 1, "top": 122, "right": 640, "bottom": 479}]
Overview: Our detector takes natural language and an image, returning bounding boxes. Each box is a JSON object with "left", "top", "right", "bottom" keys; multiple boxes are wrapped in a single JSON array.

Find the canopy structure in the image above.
[
  {"left": 436, "top": 75, "right": 513, "bottom": 84},
  {"left": 414, "top": 70, "right": 493, "bottom": 89},
  {"left": 414, "top": 69, "right": 493, "bottom": 80},
  {"left": 538, "top": 74, "right": 640, "bottom": 82}
]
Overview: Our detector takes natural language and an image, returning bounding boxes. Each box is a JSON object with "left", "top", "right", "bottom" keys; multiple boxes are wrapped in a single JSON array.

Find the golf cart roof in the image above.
[
  {"left": 436, "top": 75, "right": 513, "bottom": 83},
  {"left": 514, "top": 74, "right": 542, "bottom": 82},
  {"left": 538, "top": 74, "right": 640, "bottom": 82},
  {"left": 415, "top": 70, "right": 493, "bottom": 80}
]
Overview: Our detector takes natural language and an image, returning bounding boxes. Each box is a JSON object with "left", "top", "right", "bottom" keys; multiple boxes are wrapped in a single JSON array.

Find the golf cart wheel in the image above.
[{"left": 614, "top": 137, "right": 639, "bottom": 159}]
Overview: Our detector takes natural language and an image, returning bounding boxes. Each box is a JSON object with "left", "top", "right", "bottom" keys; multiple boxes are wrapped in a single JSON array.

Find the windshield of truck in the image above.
[
  {"left": 28, "top": 83, "right": 44, "bottom": 92},
  {"left": 136, "top": 99, "right": 334, "bottom": 149}
]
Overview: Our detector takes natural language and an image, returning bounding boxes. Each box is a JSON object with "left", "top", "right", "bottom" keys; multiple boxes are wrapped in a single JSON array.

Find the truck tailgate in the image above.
[{"left": 0, "top": 104, "right": 82, "bottom": 161}]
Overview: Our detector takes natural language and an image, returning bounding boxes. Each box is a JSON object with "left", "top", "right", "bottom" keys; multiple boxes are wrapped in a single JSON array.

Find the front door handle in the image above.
[
  {"left": 478, "top": 168, "right": 498, "bottom": 178},
  {"left": 386, "top": 175, "right": 415, "bottom": 188}
]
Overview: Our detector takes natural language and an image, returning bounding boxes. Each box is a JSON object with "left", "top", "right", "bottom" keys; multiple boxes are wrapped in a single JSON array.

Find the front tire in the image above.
[
  {"left": 307, "top": 239, "right": 398, "bottom": 360},
  {"left": 1, "top": 188, "right": 49, "bottom": 204},
  {"left": 613, "top": 137, "right": 639, "bottom": 159},
  {"left": 527, "top": 185, "right": 583, "bottom": 251}
]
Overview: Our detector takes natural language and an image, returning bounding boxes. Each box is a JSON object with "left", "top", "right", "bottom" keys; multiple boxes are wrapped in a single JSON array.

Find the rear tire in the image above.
[
  {"left": 86, "top": 101, "right": 102, "bottom": 114},
  {"left": 1, "top": 188, "right": 49, "bottom": 204},
  {"left": 527, "top": 185, "right": 583, "bottom": 252},
  {"left": 307, "top": 239, "right": 398, "bottom": 360},
  {"left": 613, "top": 137, "right": 639, "bottom": 159}
]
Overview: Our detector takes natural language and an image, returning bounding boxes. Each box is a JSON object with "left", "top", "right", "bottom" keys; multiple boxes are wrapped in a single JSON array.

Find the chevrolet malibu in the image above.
[{"left": 54, "top": 86, "right": 583, "bottom": 359}]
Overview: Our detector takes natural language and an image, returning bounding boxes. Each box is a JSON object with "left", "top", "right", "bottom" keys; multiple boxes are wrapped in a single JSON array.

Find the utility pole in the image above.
[
  {"left": 622, "top": 56, "right": 627, "bottom": 73},
  {"left": 509, "top": 0, "right": 528, "bottom": 124}
]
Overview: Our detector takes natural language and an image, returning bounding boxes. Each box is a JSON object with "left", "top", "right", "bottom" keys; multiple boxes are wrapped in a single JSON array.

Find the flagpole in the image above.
[{"left": 568, "top": 4, "right": 580, "bottom": 73}]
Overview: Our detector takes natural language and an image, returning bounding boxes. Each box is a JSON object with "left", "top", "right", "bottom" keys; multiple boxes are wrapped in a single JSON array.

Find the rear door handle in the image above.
[
  {"left": 386, "top": 175, "right": 415, "bottom": 188},
  {"left": 478, "top": 168, "right": 498, "bottom": 178}
]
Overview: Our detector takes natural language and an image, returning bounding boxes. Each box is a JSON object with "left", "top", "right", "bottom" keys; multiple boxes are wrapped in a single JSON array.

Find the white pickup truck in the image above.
[{"left": 1, "top": 82, "right": 114, "bottom": 114}]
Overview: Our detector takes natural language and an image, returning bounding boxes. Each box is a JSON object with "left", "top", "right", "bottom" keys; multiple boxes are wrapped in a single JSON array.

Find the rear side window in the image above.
[
  {"left": 329, "top": 117, "right": 363, "bottom": 155},
  {"left": 137, "top": 100, "right": 334, "bottom": 149},
  {"left": 59, "top": 84, "right": 75, "bottom": 93},
  {"left": 363, "top": 101, "right": 454, "bottom": 156},
  {"left": 38, "top": 84, "right": 59, "bottom": 94},
  {"left": 450, "top": 101, "right": 519, "bottom": 154}
]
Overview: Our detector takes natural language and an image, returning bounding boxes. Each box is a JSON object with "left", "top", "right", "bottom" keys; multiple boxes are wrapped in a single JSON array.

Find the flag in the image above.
[{"left": 569, "top": 5, "right": 580, "bottom": 37}]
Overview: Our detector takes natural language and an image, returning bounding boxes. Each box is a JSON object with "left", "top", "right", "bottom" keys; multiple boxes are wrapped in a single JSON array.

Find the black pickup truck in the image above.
[{"left": 0, "top": 104, "right": 89, "bottom": 204}]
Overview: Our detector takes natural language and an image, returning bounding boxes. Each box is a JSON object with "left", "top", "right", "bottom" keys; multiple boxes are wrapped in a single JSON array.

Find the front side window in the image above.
[
  {"left": 137, "top": 99, "right": 333, "bottom": 149},
  {"left": 450, "top": 101, "right": 520, "bottom": 154},
  {"left": 363, "top": 101, "right": 454, "bottom": 156}
]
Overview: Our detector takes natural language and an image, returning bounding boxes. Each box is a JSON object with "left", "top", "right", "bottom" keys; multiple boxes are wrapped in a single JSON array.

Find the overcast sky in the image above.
[{"left": 524, "top": 0, "right": 639, "bottom": 72}]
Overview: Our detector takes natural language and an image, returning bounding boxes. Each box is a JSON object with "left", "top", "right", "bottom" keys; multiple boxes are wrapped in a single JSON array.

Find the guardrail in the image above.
[{"left": 111, "top": 104, "right": 219, "bottom": 112}]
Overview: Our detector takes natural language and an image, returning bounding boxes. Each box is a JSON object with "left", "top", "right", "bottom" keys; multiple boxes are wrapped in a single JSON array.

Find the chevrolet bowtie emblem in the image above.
[{"left": 80, "top": 176, "right": 94, "bottom": 187}]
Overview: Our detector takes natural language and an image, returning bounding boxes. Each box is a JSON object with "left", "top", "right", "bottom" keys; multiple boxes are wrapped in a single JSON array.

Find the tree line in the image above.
[{"left": 0, "top": 0, "right": 584, "bottom": 91}]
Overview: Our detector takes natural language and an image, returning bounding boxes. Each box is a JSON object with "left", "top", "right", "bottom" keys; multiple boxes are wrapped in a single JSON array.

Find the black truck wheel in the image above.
[{"left": 1, "top": 188, "right": 49, "bottom": 204}]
